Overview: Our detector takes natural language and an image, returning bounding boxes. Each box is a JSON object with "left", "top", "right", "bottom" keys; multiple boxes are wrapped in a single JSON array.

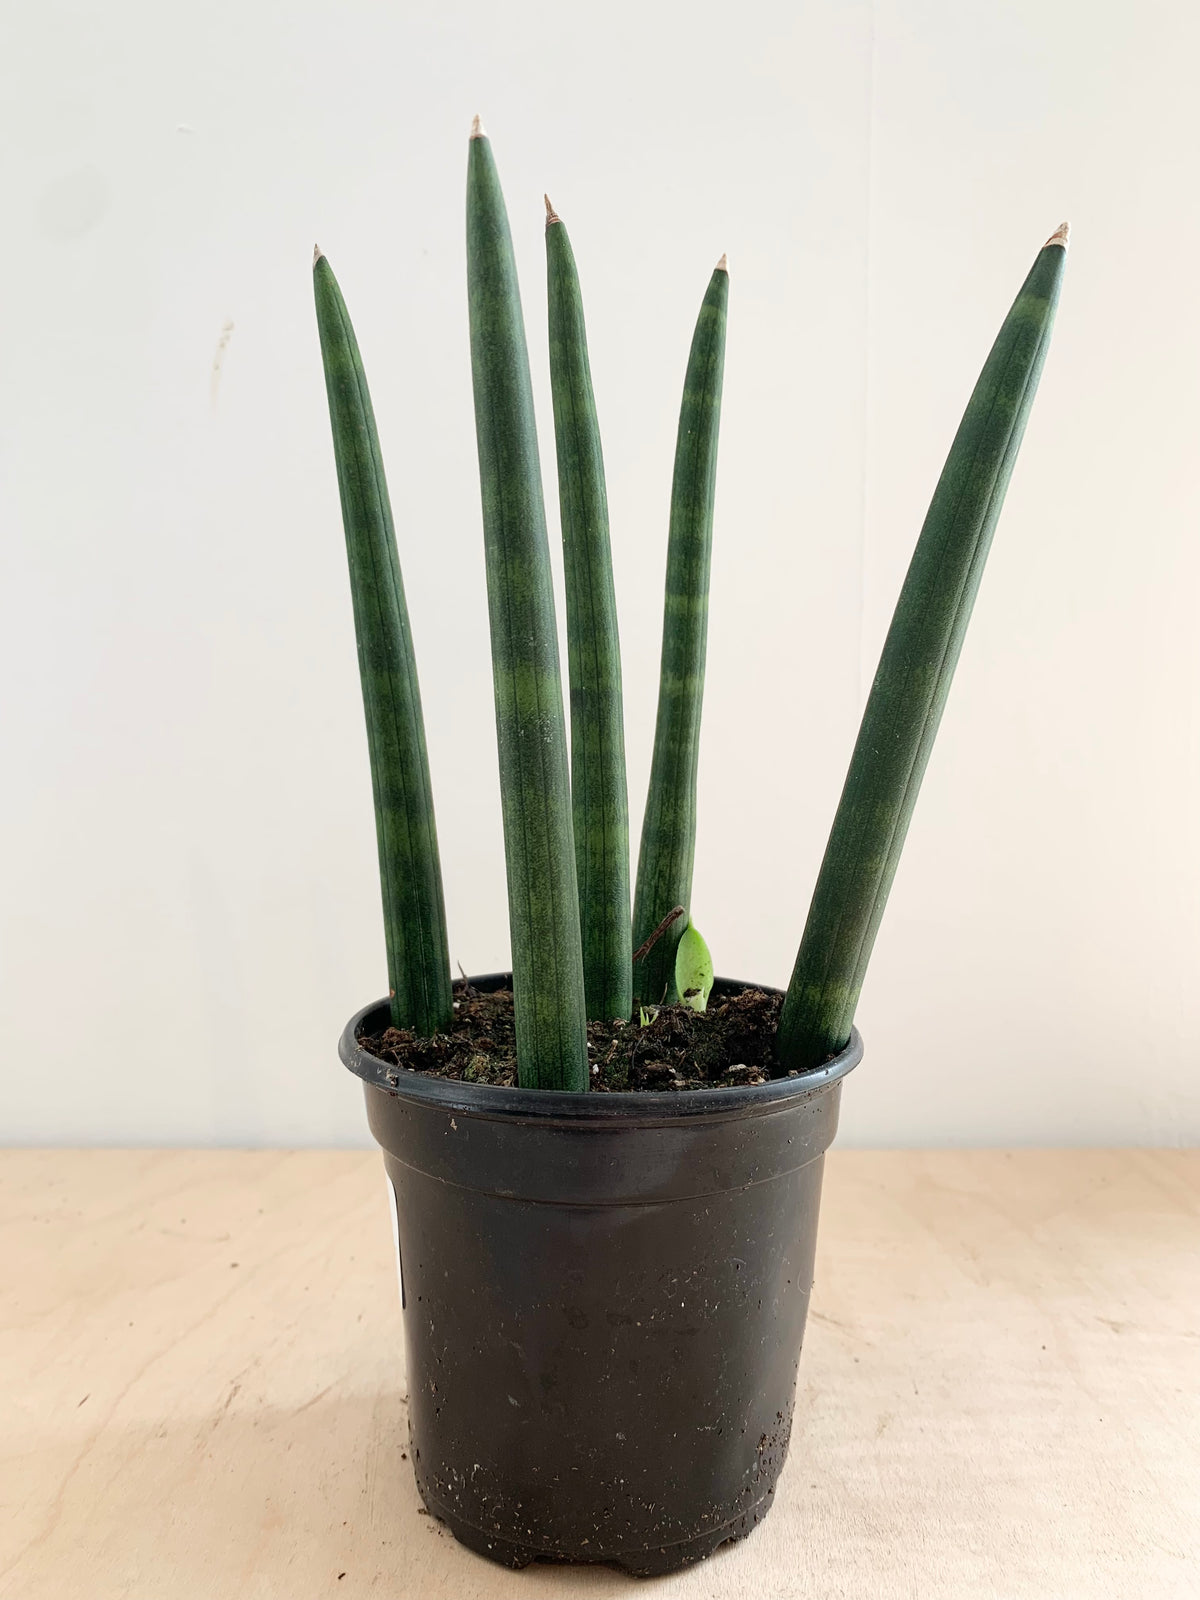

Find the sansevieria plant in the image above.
[{"left": 315, "top": 120, "right": 1067, "bottom": 1092}]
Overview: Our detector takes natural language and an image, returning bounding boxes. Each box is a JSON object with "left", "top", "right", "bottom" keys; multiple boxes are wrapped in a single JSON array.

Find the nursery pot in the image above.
[{"left": 340, "top": 975, "right": 860, "bottom": 1577}]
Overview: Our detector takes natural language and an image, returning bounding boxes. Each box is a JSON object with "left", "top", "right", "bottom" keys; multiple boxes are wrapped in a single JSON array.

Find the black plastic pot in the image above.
[{"left": 340, "top": 975, "right": 860, "bottom": 1577}]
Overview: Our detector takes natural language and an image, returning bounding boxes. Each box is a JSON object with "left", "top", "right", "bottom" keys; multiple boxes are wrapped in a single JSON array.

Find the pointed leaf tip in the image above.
[
  {"left": 715, "top": 253, "right": 728, "bottom": 273},
  {"left": 313, "top": 243, "right": 324, "bottom": 268},
  {"left": 1045, "top": 221, "right": 1070, "bottom": 250},
  {"left": 470, "top": 114, "right": 486, "bottom": 139},
  {"left": 544, "top": 193, "right": 559, "bottom": 224}
]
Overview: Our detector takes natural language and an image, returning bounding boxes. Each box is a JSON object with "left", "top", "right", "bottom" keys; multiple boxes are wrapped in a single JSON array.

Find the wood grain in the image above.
[{"left": 2, "top": 1150, "right": 1197, "bottom": 1598}]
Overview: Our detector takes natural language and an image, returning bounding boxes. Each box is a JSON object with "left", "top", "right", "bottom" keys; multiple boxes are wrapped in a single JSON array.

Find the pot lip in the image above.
[{"left": 339, "top": 974, "right": 861, "bottom": 1124}]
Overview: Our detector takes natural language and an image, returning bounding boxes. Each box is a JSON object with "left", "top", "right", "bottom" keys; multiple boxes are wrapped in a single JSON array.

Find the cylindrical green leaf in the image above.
[
  {"left": 776, "top": 227, "right": 1069, "bottom": 1073},
  {"left": 313, "top": 250, "right": 453, "bottom": 1036},
  {"left": 545, "top": 200, "right": 631, "bottom": 1023},
  {"left": 632, "top": 261, "right": 728, "bottom": 1007},
  {"left": 466, "top": 126, "right": 588, "bottom": 1091}
]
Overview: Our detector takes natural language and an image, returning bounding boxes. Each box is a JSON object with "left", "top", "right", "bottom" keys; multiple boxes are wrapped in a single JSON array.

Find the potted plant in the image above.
[{"left": 317, "top": 118, "right": 1067, "bottom": 1574}]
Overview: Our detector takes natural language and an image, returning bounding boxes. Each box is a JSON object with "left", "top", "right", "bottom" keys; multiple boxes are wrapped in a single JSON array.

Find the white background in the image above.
[{"left": 3, "top": 0, "right": 1198, "bottom": 1146}]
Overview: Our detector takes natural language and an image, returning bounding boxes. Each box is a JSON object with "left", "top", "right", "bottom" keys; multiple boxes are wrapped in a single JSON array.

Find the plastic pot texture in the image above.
[{"left": 340, "top": 975, "right": 860, "bottom": 1577}]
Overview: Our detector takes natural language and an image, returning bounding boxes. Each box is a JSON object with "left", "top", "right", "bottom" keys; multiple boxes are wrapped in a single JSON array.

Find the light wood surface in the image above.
[{"left": 2, "top": 1150, "right": 1198, "bottom": 1598}]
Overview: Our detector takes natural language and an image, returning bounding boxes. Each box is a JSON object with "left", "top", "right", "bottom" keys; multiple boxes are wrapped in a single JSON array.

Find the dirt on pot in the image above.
[{"left": 359, "top": 980, "right": 797, "bottom": 1091}]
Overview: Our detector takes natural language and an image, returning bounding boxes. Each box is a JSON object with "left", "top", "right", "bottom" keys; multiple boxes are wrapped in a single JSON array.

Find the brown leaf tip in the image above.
[
  {"left": 544, "top": 193, "right": 560, "bottom": 225},
  {"left": 1045, "top": 221, "right": 1070, "bottom": 250},
  {"left": 313, "top": 243, "right": 324, "bottom": 268},
  {"left": 470, "top": 114, "right": 487, "bottom": 140},
  {"left": 715, "top": 252, "right": 728, "bottom": 273}
]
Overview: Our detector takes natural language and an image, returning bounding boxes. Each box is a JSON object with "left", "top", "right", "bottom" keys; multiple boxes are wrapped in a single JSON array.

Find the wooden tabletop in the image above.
[{"left": 3, "top": 1149, "right": 1197, "bottom": 1598}]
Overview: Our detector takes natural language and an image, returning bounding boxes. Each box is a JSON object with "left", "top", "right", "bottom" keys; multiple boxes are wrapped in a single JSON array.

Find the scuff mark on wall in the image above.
[{"left": 211, "top": 319, "right": 235, "bottom": 409}]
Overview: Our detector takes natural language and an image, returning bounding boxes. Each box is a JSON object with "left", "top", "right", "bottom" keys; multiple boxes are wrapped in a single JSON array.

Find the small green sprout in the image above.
[{"left": 675, "top": 923, "right": 714, "bottom": 1013}]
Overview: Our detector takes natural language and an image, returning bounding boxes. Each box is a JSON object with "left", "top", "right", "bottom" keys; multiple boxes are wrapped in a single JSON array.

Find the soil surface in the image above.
[{"left": 360, "top": 981, "right": 797, "bottom": 1092}]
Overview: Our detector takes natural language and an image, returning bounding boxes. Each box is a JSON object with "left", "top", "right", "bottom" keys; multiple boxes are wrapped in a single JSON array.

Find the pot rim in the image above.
[{"left": 339, "top": 974, "right": 861, "bottom": 1125}]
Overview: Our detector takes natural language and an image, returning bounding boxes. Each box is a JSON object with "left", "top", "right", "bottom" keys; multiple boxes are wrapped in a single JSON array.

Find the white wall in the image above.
[{"left": 1, "top": 0, "right": 1196, "bottom": 1147}]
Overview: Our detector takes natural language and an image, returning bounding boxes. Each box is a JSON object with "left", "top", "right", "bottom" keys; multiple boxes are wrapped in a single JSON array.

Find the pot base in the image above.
[{"left": 419, "top": 1482, "right": 776, "bottom": 1577}]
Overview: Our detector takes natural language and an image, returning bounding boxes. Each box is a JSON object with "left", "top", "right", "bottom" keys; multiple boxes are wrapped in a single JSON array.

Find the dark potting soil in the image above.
[{"left": 360, "top": 981, "right": 795, "bottom": 1092}]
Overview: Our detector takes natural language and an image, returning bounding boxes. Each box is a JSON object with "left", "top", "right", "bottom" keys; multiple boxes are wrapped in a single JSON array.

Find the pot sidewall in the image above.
[{"left": 343, "top": 978, "right": 859, "bottom": 1572}]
